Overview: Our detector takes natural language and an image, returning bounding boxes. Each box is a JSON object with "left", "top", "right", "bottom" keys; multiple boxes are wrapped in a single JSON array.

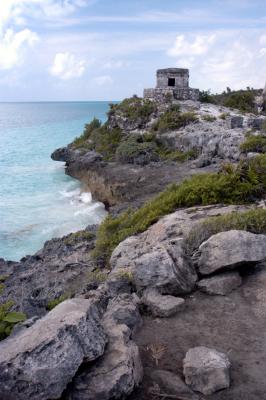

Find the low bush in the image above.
[
  {"left": 0, "top": 301, "right": 26, "bottom": 340},
  {"left": 64, "top": 230, "right": 95, "bottom": 246},
  {"left": 223, "top": 91, "right": 255, "bottom": 113},
  {"left": 152, "top": 107, "right": 198, "bottom": 134},
  {"left": 219, "top": 112, "right": 230, "bottom": 120},
  {"left": 186, "top": 208, "right": 266, "bottom": 254},
  {"left": 240, "top": 135, "right": 266, "bottom": 154},
  {"left": 115, "top": 135, "right": 159, "bottom": 165},
  {"left": 93, "top": 154, "right": 266, "bottom": 264},
  {"left": 157, "top": 146, "right": 198, "bottom": 162},
  {"left": 46, "top": 295, "right": 68, "bottom": 311},
  {"left": 202, "top": 115, "right": 217, "bottom": 122},
  {"left": 73, "top": 119, "right": 123, "bottom": 161},
  {"left": 109, "top": 96, "right": 156, "bottom": 122}
]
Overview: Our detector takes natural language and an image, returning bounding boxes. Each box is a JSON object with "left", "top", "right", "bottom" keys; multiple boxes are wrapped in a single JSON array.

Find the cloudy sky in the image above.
[{"left": 1, "top": 0, "right": 266, "bottom": 101}]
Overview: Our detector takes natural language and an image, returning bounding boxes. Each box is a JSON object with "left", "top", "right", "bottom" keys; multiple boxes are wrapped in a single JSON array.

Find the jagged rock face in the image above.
[
  {"left": 0, "top": 227, "right": 98, "bottom": 316},
  {"left": 196, "top": 230, "right": 266, "bottom": 275},
  {"left": 0, "top": 299, "right": 107, "bottom": 400},
  {"left": 66, "top": 294, "right": 143, "bottom": 400},
  {"left": 197, "top": 272, "right": 242, "bottom": 295},
  {"left": 183, "top": 346, "right": 231, "bottom": 395}
]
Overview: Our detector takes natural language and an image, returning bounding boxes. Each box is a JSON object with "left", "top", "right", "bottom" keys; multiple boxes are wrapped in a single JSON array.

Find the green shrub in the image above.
[
  {"left": 223, "top": 91, "right": 255, "bottom": 113},
  {"left": 186, "top": 208, "right": 266, "bottom": 254},
  {"left": 219, "top": 112, "right": 230, "bottom": 120},
  {"left": 115, "top": 135, "right": 158, "bottom": 164},
  {"left": 199, "top": 90, "right": 217, "bottom": 104},
  {"left": 64, "top": 230, "right": 95, "bottom": 246},
  {"left": 0, "top": 301, "right": 26, "bottom": 340},
  {"left": 240, "top": 135, "right": 266, "bottom": 154},
  {"left": 72, "top": 118, "right": 102, "bottom": 148},
  {"left": 157, "top": 146, "right": 198, "bottom": 162},
  {"left": 93, "top": 154, "right": 266, "bottom": 264},
  {"left": 152, "top": 109, "right": 198, "bottom": 134},
  {"left": 46, "top": 295, "right": 68, "bottom": 311},
  {"left": 202, "top": 115, "right": 217, "bottom": 122},
  {"left": 109, "top": 96, "right": 156, "bottom": 122}
]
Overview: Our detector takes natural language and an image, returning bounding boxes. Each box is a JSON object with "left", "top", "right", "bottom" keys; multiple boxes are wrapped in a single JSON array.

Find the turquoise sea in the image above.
[{"left": 0, "top": 102, "right": 110, "bottom": 261}]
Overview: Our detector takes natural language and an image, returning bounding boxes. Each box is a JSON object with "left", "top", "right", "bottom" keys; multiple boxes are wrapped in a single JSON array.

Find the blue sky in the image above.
[{"left": 1, "top": 0, "right": 266, "bottom": 101}]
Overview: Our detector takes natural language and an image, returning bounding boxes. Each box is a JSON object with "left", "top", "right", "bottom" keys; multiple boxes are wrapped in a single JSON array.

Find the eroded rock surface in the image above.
[{"left": 0, "top": 299, "right": 107, "bottom": 400}]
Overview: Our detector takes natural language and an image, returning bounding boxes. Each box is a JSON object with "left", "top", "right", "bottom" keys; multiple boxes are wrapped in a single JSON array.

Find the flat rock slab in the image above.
[
  {"left": 197, "top": 230, "right": 266, "bottom": 275},
  {"left": 150, "top": 369, "right": 199, "bottom": 400},
  {"left": 142, "top": 288, "right": 185, "bottom": 317},
  {"left": 0, "top": 299, "right": 107, "bottom": 400},
  {"left": 197, "top": 272, "right": 242, "bottom": 295},
  {"left": 183, "top": 346, "right": 231, "bottom": 395}
]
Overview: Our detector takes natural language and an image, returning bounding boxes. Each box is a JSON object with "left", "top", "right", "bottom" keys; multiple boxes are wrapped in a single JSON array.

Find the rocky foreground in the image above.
[{"left": 1, "top": 91, "right": 266, "bottom": 399}]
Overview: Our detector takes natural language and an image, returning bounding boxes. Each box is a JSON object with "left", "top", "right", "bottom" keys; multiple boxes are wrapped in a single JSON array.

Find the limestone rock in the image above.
[
  {"left": 67, "top": 294, "right": 143, "bottom": 400},
  {"left": 150, "top": 369, "right": 199, "bottom": 400},
  {"left": 227, "top": 115, "right": 243, "bottom": 129},
  {"left": 183, "top": 346, "right": 231, "bottom": 395},
  {"left": 197, "top": 272, "right": 242, "bottom": 295},
  {"left": 0, "top": 226, "right": 99, "bottom": 317},
  {"left": 197, "top": 230, "right": 266, "bottom": 275},
  {"left": 0, "top": 299, "right": 107, "bottom": 400},
  {"left": 142, "top": 288, "right": 185, "bottom": 317}
]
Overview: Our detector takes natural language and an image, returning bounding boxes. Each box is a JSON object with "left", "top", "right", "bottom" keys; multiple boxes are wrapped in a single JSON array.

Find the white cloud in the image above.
[
  {"left": 50, "top": 52, "right": 86, "bottom": 79},
  {"left": 167, "top": 34, "right": 216, "bottom": 57},
  {"left": 0, "top": 28, "right": 38, "bottom": 70},
  {"left": 94, "top": 75, "right": 113, "bottom": 86},
  {"left": 167, "top": 31, "right": 266, "bottom": 92}
]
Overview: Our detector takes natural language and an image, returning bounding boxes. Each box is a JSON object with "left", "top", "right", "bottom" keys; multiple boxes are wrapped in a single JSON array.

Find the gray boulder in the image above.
[
  {"left": 197, "top": 230, "right": 266, "bottom": 275},
  {"left": 150, "top": 369, "right": 199, "bottom": 400},
  {"left": 197, "top": 271, "right": 242, "bottom": 295},
  {"left": 0, "top": 299, "right": 107, "bottom": 400},
  {"left": 227, "top": 115, "right": 243, "bottom": 129},
  {"left": 67, "top": 294, "right": 143, "bottom": 400},
  {"left": 183, "top": 346, "right": 231, "bottom": 395},
  {"left": 142, "top": 288, "right": 185, "bottom": 317}
]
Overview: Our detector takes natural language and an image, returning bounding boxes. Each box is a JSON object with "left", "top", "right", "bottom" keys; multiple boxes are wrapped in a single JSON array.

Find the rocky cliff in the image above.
[{"left": 1, "top": 90, "right": 266, "bottom": 400}]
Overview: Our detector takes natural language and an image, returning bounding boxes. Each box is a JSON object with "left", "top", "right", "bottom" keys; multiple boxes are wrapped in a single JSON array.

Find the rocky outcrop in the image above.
[
  {"left": 110, "top": 205, "right": 251, "bottom": 295},
  {"left": 142, "top": 288, "right": 185, "bottom": 317},
  {"left": 183, "top": 346, "right": 231, "bottom": 395},
  {"left": 196, "top": 230, "right": 266, "bottom": 275},
  {"left": 0, "top": 299, "right": 107, "bottom": 400},
  {"left": 197, "top": 271, "right": 242, "bottom": 295},
  {"left": 0, "top": 226, "right": 99, "bottom": 316},
  {"left": 66, "top": 293, "right": 143, "bottom": 400}
]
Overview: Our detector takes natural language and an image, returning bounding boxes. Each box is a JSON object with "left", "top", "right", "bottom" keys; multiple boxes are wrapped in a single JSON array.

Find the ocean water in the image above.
[{"left": 0, "top": 102, "right": 110, "bottom": 261}]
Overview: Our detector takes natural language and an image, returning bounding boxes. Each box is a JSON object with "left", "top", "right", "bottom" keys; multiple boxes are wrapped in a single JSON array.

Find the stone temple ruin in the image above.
[{"left": 144, "top": 68, "right": 199, "bottom": 102}]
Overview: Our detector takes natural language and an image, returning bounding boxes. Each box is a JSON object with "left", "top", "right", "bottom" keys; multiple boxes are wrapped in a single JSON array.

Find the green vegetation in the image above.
[
  {"left": 202, "top": 115, "right": 217, "bottom": 122},
  {"left": 219, "top": 112, "right": 230, "bottom": 120},
  {"left": 152, "top": 106, "right": 198, "bottom": 133},
  {"left": 93, "top": 154, "right": 266, "bottom": 264},
  {"left": 186, "top": 208, "right": 266, "bottom": 254},
  {"left": 156, "top": 146, "right": 198, "bottom": 162},
  {"left": 199, "top": 88, "right": 260, "bottom": 113},
  {"left": 0, "top": 301, "right": 26, "bottom": 340},
  {"left": 240, "top": 135, "right": 266, "bottom": 154},
  {"left": 86, "top": 269, "right": 108, "bottom": 283},
  {"left": 64, "top": 230, "right": 95, "bottom": 246},
  {"left": 115, "top": 135, "right": 158, "bottom": 164},
  {"left": 108, "top": 96, "right": 156, "bottom": 122},
  {"left": 72, "top": 118, "right": 123, "bottom": 161},
  {"left": 46, "top": 295, "right": 69, "bottom": 311}
]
